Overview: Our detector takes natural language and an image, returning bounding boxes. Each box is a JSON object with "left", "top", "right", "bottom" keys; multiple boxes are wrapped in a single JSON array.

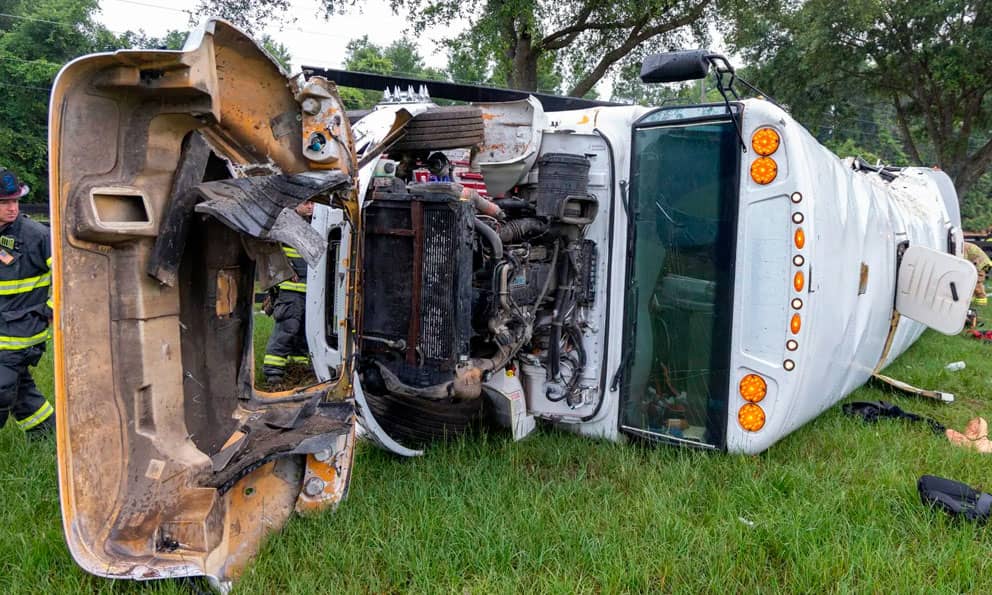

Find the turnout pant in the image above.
[
  {"left": 0, "top": 345, "right": 53, "bottom": 431},
  {"left": 263, "top": 290, "right": 309, "bottom": 380},
  {"left": 975, "top": 266, "right": 988, "bottom": 304}
]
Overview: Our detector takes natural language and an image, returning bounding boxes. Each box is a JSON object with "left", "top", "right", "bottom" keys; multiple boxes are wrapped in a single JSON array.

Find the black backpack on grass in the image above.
[{"left": 918, "top": 475, "right": 992, "bottom": 523}]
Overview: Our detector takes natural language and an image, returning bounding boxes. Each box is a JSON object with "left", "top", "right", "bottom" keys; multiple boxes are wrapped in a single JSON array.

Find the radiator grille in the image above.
[{"left": 420, "top": 207, "right": 456, "bottom": 361}]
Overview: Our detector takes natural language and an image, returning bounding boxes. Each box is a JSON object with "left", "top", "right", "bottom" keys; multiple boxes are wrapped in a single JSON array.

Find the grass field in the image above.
[{"left": 2, "top": 305, "right": 991, "bottom": 593}]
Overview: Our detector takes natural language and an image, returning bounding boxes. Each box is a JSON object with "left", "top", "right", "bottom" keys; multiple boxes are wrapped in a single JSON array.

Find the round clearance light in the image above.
[
  {"left": 793, "top": 271, "right": 805, "bottom": 292},
  {"left": 738, "top": 403, "right": 766, "bottom": 432},
  {"left": 790, "top": 192, "right": 803, "bottom": 204},
  {"left": 790, "top": 313, "right": 802, "bottom": 334},
  {"left": 752, "top": 128, "right": 781, "bottom": 156},
  {"left": 786, "top": 339, "right": 799, "bottom": 351},
  {"left": 750, "top": 157, "right": 778, "bottom": 185},
  {"left": 792, "top": 212, "right": 805, "bottom": 224},
  {"left": 793, "top": 255, "right": 805, "bottom": 267},
  {"left": 791, "top": 298, "right": 804, "bottom": 310},
  {"left": 794, "top": 228, "right": 805, "bottom": 249},
  {"left": 739, "top": 374, "right": 767, "bottom": 403},
  {"left": 783, "top": 359, "right": 796, "bottom": 371}
]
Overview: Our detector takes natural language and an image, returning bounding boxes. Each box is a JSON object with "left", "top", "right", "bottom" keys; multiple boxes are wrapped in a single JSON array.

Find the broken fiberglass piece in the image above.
[{"left": 194, "top": 170, "right": 352, "bottom": 266}]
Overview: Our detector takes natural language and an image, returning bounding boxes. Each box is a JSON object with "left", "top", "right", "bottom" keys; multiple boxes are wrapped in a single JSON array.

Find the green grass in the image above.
[{"left": 3, "top": 305, "right": 992, "bottom": 593}]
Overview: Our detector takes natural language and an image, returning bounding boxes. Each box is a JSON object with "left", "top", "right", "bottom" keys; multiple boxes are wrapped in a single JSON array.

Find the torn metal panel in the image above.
[
  {"left": 147, "top": 132, "right": 212, "bottom": 287},
  {"left": 193, "top": 171, "right": 350, "bottom": 266}
]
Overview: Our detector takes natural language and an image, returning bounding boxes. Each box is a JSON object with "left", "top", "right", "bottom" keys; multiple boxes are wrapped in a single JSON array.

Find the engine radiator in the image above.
[{"left": 361, "top": 182, "right": 474, "bottom": 387}]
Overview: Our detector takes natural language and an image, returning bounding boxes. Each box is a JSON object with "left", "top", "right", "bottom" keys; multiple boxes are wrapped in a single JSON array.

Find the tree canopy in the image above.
[
  {"left": 0, "top": 0, "right": 193, "bottom": 204},
  {"left": 195, "top": 0, "right": 715, "bottom": 96},
  {"left": 726, "top": 0, "right": 992, "bottom": 206},
  {"left": 336, "top": 35, "right": 447, "bottom": 109}
]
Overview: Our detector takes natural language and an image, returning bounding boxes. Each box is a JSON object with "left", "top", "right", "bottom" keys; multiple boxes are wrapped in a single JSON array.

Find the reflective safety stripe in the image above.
[
  {"left": 0, "top": 329, "right": 50, "bottom": 350},
  {"left": 976, "top": 297, "right": 989, "bottom": 305},
  {"left": 278, "top": 280, "right": 307, "bottom": 292},
  {"left": 0, "top": 272, "right": 51, "bottom": 295},
  {"left": 46, "top": 298, "right": 53, "bottom": 309},
  {"left": 264, "top": 354, "right": 287, "bottom": 367},
  {"left": 282, "top": 246, "right": 302, "bottom": 259},
  {"left": 288, "top": 355, "right": 310, "bottom": 364},
  {"left": 45, "top": 256, "right": 52, "bottom": 269},
  {"left": 16, "top": 400, "right": 53, "bottom": 430}
]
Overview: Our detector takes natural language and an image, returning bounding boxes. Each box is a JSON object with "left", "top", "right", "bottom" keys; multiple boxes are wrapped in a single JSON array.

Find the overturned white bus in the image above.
[{"left": 49, "top": 19, "right": 974, "bottom": 588}]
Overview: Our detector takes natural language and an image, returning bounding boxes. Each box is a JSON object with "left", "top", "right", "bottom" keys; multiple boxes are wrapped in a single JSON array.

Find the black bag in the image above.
[
  {"left": 918, "top": 475, "right": 992, "bottom": 523},
  {"left": 842, "top": 401, "right": 946, "bottom": 435}
]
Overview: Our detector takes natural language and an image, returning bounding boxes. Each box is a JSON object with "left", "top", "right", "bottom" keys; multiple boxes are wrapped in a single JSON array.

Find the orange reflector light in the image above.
[
  {"left": 794, "top": 228, "right": 805, "bottom": 249},
  {"left": 751, "top": 128, "right": 781, "bottom": 156},
  {"left": 791, "top": 313, "right": 802, "bottom": 334},
  {"left": 793, "top": 271, "right": 805, "bottom": 292},
  {"left": 750, "top": 157, "right": 778, "bottom": 185},
  {"left": 738, "top": 403, "right": 766, "bottom": 432},
  {"left": 739, "top": 374, "right": 767, "bottom": 403}
]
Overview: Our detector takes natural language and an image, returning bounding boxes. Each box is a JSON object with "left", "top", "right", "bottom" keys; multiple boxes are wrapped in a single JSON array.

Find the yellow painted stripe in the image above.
[
  {"left": 278, "top": 281, "right": 307, "bottom": 292},
  {"left": 16, "top": 401, "right": 53, "bottom": 430},
  {"left": 0, "top": 329, "right": 50, "bottom": 350}
]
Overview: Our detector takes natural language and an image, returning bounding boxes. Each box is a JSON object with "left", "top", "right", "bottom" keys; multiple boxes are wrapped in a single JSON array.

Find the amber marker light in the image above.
[
  {"left": 790, "top": 313, "right": 802, "bottom": 334},
  {"left": 752, "top": 128, "right": 781, "bottom": 156},
  {"left": 794, "top": 228, "right": 805, "bottom": 249},
  {"left": 739, "top": 403, "right": 766, "bottom": 432},
  {"left": 739, "top": 374, "right": 767, "bottom": 403},
  {"left": 793, "top": 271, "right": 805, "bottom": 292},
  {"left": 750, "top": 157, "right": 778, "bottom": 185}
]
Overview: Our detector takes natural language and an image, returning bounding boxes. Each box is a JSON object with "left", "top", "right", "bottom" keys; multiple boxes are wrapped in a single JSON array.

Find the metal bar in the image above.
[
  {"left": 302, "top": 67, "right": 624, "bottom": 112},
  {"left": 407, "top": 200, "right": 424, "bottom": 365}
]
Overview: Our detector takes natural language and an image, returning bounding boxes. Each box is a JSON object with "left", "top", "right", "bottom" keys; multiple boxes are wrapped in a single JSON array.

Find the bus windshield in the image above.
[{"left": 620, "top": 114, "right": 740, "bottom": 448}]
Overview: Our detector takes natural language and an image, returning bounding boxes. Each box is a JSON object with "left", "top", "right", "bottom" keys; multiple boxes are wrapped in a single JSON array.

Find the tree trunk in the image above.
[{"left": 506, "top": 31, "right": 539, "bottom": 91}]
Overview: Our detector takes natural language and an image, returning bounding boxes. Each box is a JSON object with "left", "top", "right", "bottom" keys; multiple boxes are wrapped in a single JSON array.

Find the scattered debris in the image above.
[
  {"left": 946, "top": 417, "right": 991, "bottom": 453},
  {"left": 944, "top": 361, "right": 966, "bottom": 371},
  {"left": 918, "top": 475, "right": 991, "bottom": 523},
  {"left": 842, "top": 401, "right": 945, "bottom": 435}
]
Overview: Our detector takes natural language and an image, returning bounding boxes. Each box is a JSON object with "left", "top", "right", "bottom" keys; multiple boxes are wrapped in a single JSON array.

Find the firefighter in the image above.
[
  {"left": 964, "top": 241, "right": 991, "bottom": 306},
  {"left": 263, "top": 200, "right": 314, "bottom": 385},
  {"left": 0, "top": 168, "right": 54, "bottom": 436}
]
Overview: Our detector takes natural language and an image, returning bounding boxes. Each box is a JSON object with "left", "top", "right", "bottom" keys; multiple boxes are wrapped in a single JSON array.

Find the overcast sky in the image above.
[{"left": 96, "top": 0, "right": 465, "bottom": 71}]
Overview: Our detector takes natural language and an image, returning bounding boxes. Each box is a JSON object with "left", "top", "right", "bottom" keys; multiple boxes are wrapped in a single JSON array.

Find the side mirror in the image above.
[{"left": 640, "top": 50, "right": 712, "bottom": 83}]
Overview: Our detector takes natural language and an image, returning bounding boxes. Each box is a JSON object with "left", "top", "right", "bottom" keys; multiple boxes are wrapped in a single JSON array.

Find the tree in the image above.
[
  {"left": 194, "top": 0, "right": 714, "bottom": 96},
  {"left": 725, "top": 0, "right": 992, "bottom": 199},
  {"left": 0, "top": 0, "right": 129, "bottom": 204},
  {"left": 337, "top": 35, "right": 447, "bottom": 109}
]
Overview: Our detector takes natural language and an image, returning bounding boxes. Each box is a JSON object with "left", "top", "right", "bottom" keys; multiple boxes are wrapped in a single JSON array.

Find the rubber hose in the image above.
[
  {"left": 474, "top": 218, "right": 503, "bottom": 259},
  {"left": 498, "top": 217, "right": 547, "bottom": 244}
]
